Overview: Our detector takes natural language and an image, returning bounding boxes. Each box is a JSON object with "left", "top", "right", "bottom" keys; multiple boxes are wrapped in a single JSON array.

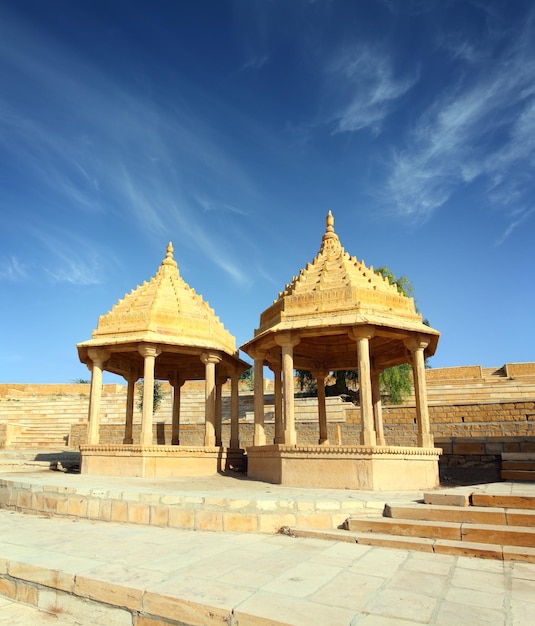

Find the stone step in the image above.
[
  {"left": 346, "top": 516, "right": 462, "bottom": 540},
  {"left": 424, "top": 490, "right": 535, "bottom": 510},
  {"left": 12, "top": 442, "right": 70, "bottom": 448},
  {"left": 460, "top": 522, "right": 535, "bottom": 547},
  {"left": 501, "top": 470, "right": 535, "bottom": 481},
  {"left": 347, "top": 514, "right": 535, "bottom": 547},
  {"left": 386, "top": 503, "right": 535, "bottom": 527},
  {"left": 471, "top": 493, "right": 535, "bottom": 510},
  {"left": 12, "top": 431, "right": 69, "bottom": 439},
  {"left": 289, "top": 528, "right": 535, "bottom": 562},
  {"left": 502, "top": 461, "right": 535, "bottom": 470}
]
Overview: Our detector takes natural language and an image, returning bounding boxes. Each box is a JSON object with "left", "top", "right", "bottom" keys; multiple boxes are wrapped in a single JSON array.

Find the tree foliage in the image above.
[{"left": 136, "top": 380, "right": 165, "bottom": 413}]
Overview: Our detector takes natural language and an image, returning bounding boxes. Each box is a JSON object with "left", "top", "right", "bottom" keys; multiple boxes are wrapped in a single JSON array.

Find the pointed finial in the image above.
[
  {"left": 326, "top": 210, "right": 334, "bottom": 233},
  {"left": 322, "top": 210, "right": 339, "bottom": 243},
  {"left": 162, "top": 241, "right": 178, "bottom": 267}
]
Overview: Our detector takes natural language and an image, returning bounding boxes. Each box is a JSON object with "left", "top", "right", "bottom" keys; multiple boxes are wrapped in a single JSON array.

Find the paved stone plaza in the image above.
[{"left": 0, "top": 472, "right": 534, "bottom": 625}]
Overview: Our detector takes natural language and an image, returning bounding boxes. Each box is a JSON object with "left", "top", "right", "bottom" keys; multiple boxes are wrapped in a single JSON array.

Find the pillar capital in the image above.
[
  {"left": 169, "top": 372, "right": 186, "bottom": 388},
  {"left": 200, "top": 351, "right": 222, "bottom": 366},
  {"left": 123, "top": 366, "right": 140, "bottom": 385},
  {"left": 274, "top": 332, "right": 300, "bottom": 348},
  {"left": 247, "top": 346, "right": 266, "bottom": 362},
  {"left": 404, "top": 335, "right": 429, "bottom": 353},
  {"left": 138, "top": 343, "right": 162, "bottom": 359},
  {"left": 311, "top": 367, "right": 328, "bottom": 382},
  {"left": 230, "top": 365, "right": 244, "bottom": 379},
  {"left": 349, "top": 325, "right": 375, "bottom": 342},
  {"left": 87, "top": 348, "right": 110, "bottom": 365},
  {"left": 269, "top": 363, "right": 282, "bottom": 375},
  {"left": 266, "top": 356, "right": 282, "bottom": 374}
]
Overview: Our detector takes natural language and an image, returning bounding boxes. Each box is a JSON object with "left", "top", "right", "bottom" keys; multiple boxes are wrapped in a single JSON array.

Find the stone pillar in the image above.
[
  {"left": 275, "top": 333, "right": 300, "bottom": 446},
  {"left": 138, "top": 344, "right": 161, "bottom": 446},
  {"left": 313, "top": 369, "right": 329, "bottom": 445},
  {"left": 371, "top": 368, "right": 386, "bottom": 446},
  {"left": 271, "top": 363, "right": 284, "bottom": 444},
  {"left": 351, "top": 326, "right": 377, "bottom": 447},
  {"left": 406, "top": 336, "right": 434, "bottom": 448},
  {"left": 253, "top": 353, "right": 266, "bottom": 446},
  {"left": 170, "top": 373, "right": 185, "bottom": 446},
  {"left": 229, "top": 368, "right": 240, "bottom": 450},
  {"left": 86, "top": 348, "right": 109, "bottom": 445},
  {"left": 215, "top": 376, "right": 226, "bottom": 446},
  {"left": 201, "top": 352, "right": 221, "bottom": 447},
  {"left": 123, "top": 373, "right": 137, "bottom": 444}
]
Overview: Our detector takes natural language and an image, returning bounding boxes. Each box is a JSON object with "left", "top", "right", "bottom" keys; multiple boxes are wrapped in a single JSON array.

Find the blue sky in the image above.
[{"left": 1, "top": 0, "right": 534, "bottom": 384}]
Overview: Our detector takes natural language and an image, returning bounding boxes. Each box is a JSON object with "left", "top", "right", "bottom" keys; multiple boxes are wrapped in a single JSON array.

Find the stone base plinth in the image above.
[
  {"left": 246, "top": 445, "right": 442, "bottom": 491},
  {"left": 80, "top": 445, "right": 245, "bottom": 478}
]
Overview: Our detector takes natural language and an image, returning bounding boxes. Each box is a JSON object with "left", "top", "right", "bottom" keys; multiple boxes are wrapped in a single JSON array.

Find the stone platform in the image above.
[
  {"left": 0, "top": 473, "right": 535, "bottom": 625},
  {"left": 246, "top": 444, "right": 441, "bottom": 490},
  {"left": 0, "top": 469, "right": 419, "bottom": 534},
  {"left": 80, "top": 445, "right": 246, "bottom": 478}
]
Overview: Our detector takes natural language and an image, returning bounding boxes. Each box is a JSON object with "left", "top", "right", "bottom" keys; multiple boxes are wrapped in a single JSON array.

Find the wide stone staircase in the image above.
[
  {"left": 412, "top": 366, "right": 535, "bottom": 405},
  {"left": 292, "top": 488, "right": 535, "bottom": 563}
]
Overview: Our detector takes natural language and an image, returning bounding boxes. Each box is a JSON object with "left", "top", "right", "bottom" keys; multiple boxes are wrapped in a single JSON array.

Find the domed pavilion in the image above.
[
  {"left": 77, "top": 243, "right": 249, "bottom": 477},
  {"left": 240, "top": 212, "right": 441, "bottom": 490}
]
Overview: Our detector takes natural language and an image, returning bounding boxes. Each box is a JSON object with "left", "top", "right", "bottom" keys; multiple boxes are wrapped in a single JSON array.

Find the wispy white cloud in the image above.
[
  {"left": 194, "top": 195, "right": 249, "bottom": 216},
  {"left": 238, "top": 55, "right": 269, "bottom": 72},
  {"left": 495, "top": 207, "right": 535, "bottom": 246},
  {"left": 0, "top": 257, "right": 27, "bottom": 282},
  {"left": 0, "top": 5, "right": 258, "bottom": 286},
  {"left": 326, "top": 45, "right": 418, "bottom": 135},
  {"left": 34, "top": 228, "right": 104, "bottom": 285},
  {"left": 382, "top": 17, "right": 535, "bottom": 226}
]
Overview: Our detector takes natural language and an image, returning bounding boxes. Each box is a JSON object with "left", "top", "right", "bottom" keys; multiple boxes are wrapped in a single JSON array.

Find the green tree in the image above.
[
  {"left": 239, "top": 367, "right": 254, "bottom": 390},
  {"left": 297, "top": 267, "right": 427, "bottom": 405},
  {"left": 136, "top": 380, "right": 165, "bottom": 413}
]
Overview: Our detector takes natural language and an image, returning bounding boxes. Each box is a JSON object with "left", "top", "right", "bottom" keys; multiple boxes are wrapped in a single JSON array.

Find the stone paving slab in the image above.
[{"left": 1, "top": 509, "right": 535, "bottom": 625}]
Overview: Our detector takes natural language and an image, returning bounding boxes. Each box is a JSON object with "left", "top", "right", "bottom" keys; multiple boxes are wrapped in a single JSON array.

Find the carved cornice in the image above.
[
  {"left": 246, "top": 444, "right": 442, "bottom": 457},
  {"left": 80, "top": 445, "right": 225, "bottom": 454}
]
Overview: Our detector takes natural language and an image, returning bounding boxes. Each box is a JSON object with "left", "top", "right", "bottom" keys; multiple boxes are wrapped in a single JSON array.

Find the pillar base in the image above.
[
  {"left": 253, "top": 435, "right": 266, "bottom": 446},
  {"left": 418, "top": 434, "right": 435, "bottom": 447},
  {"left": 360, "top": 431, "right": 377, "bottom": 447},
  {"left": 283, "top": 430, "right": 297, "bottom": 445}
]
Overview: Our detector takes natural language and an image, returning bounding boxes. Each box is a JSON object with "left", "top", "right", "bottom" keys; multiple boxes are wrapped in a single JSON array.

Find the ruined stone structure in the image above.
[
  {"left": 76, "top": 243, "right": 248, "bottom": 477},
  {"left": 240, "top": 212, "right": 442, "bottom": 490}
]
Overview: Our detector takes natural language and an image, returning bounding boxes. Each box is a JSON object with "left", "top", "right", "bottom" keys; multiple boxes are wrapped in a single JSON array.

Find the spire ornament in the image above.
[
  {"left": 322, "top": 210, "right": 339, "bottom": 243},
  {"left": 162, "top": 242, "right": 178, "bottom": 268}
]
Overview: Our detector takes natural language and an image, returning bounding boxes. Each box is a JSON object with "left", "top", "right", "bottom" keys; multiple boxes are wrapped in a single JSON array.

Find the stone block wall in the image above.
[
  {"left": 70, "top": 421, "right": 356, "bottom": 449},
  {"left": 352, "top": 401, "right": 535, "bottom": 447}
]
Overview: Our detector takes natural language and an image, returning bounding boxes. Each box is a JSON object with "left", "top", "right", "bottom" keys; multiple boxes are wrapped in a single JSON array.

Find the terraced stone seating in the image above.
[{"left": 292, "top": 488, "right": 535, "bottom": 563}]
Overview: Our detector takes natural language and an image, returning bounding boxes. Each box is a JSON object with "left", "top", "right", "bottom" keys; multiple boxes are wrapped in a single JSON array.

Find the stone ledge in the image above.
[{"left": 0, "top": 477, "right": 367, "bottom": 533}]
